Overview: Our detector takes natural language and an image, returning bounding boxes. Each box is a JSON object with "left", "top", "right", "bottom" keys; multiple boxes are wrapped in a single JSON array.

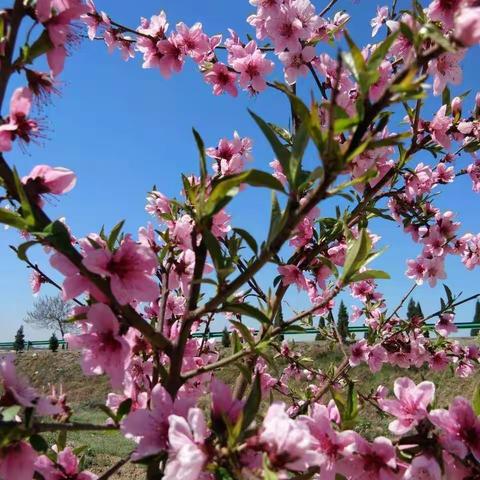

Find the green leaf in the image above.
[
  {"left": 57, "top": 430, "right": 67, "bottom": 451},
  {"left": 13, "top": 168, "right": 36, "bottom": 228},
  {"left": 267, "top": 192, "right": 286, "bottom": 244},
  {"left": 289, "top": 122, "right": 309, "bottom": 187},
  {"left": 38, "top": 221, "right": 72, "bottom": 252},
  {"left": 1, "top": 406, "right": 21, "bottom": 421},
  {"left": 229, "top": 320, "right": 256, "bottom": 348},
  {"left": 215, "top": 467, "right": 236, "bottom": 480},
  {"left": 203, "top": 228, "right": 225, "bottom": 273},
  {"left": 367, "top": 30, "right": 399, "bottom": 72},
  {"left": 472, "top": 382, "right": 480, "bottom": 416},
  {"left": 192, "top": 128, "right": 207, "bottom": 184},
  {"left": 204, "top": 169, "right": 285, "bottom": 217},
  {"left": 349, "top": 270, "right": 390, "bottom": 282},
  {"left": 15, "top": 240, "right": 38, "bottom": 262},
  {"left": 223, "top": 302, "right": 270, "bottom": 325},
  {"left": 419, "top": 23, "right": 456, "bottom": 52},
  {"left": 341, "top": 229, "right": 372, "bottom": 282},
  {"left": 30, "top": 434, "right": 49, "bottom": 452},
  {"left": 107, "top": 220, "right": 125, "bottom": 251},
  {"left": 249, "top": 109, "right": 290, "bottom": 176},
  {"left": 233, "top": 227, "right": 258, "bottom": 254},
  {"left": 116, "top": 398, "right": 132, "bottom": 422},
  {"left": 241, "top": 374, "right": 262, "bottom": 431},
  {"left": 23, "top": 30, "right": 53, "bottom": 64},
  {"left": 0, "top": 208, "right": 28, "bottom": 229}
]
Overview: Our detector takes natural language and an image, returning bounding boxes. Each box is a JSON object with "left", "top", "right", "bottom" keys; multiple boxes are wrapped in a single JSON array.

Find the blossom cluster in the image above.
[{"left": 1, "top": 0, "right": 480, "bottom": 479}]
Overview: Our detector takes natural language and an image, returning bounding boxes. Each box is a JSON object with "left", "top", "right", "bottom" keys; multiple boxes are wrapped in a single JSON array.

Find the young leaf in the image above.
[
  {"left": 223, "top": 302, "right": 270, "bottom": 325},
  {"left": 241, "top": 374, "right": 262, "bottom": 431},
  {"left": 192, "top": 128, "right": 207, "bottom": 184},
  {"left": 204, "top": 169, "right": 285, "bottom": 217},
  {"left": 233, "top": 227, "right": 258, "bottom": 254},
  {"left": 341, "top": 229, "right": 372, "bottom": 282},
  {"left": 230, "top": 320, "right": 256, "bottom": 348},
  {"left": 349, "top": 270, "right": 390, "bottom": 282},
  {"left": 0, "top": 208, "right": 28, "bottom": 229},
  {"left": 107, "top": 220, "right": 125, "bottom": 250}
]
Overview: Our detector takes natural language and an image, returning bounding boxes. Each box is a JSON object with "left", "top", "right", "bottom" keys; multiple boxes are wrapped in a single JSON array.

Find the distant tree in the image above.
[
  {"left": 49, "top": 333, "right": 59, "bottom": 352},
  {"left": 13, "top": 326, "right": 25, "bottom": 352},
  {"left": 407, "top": 298, "right": 417, "bottom": 320},
  {"left": 221, "top": 327, "right": 231, "bottom": 348},
  {"left": 416, "top": 301, "right": 424, "bottom": 318},
  {"left": 337, "top": 301, "right": 349, "bottom": 342},
  {"left": 315, "top": 315, "right": 326, "bottom": 341},
  {"left": 471, "top": 301, "right": 480, "bottom": 337},
  {"left": 24, "top": 295, "right": 74, "bottom": 339}
]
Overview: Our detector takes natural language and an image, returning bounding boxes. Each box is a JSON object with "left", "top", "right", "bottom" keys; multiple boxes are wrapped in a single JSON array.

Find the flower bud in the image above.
[{"left": 451, "top": 96, "right": 462, "bottom": 116}]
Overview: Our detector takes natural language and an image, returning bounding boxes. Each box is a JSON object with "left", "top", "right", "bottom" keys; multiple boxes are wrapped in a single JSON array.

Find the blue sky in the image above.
[{"left": 1, "top": 0, "right": 479, "bottom": 341}]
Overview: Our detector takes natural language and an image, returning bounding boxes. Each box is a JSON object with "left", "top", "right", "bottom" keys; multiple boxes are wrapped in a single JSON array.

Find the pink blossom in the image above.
[
  {"left": 378, "top": 377, "right": 435, "bottom": 435},
  {"left": 122, "top": 384, "right": 190, "bottom": 460},
  {"left": 405, "top": 163, "right": 435, "bottom": 200},
  {"left": 371, "top": 6, "right": 389, "bottom": 37},
  {"left": 83, "top": 235, "right": 158, "bottom": 305},
  {"left": 36, "top": 0, "right": 88, "bottom": 76},
  {"left": 265, "top": 6, "right": 305, "bottom": 52},
  {"left": 424, "top": 256, "right": 447, "bottom": 287},
  {"left": 207, "top": 132, "right": 252, "bottom": 176},
  {"left": 211, "top": 379, "right": 244, "bottom": 424},
  {"left": 278, "top": 264, "right": 308, "bottom": 291},
  {"left": 35, "top": 447, "right": 97, "bottom": 480},
  {"left": 81, "top": 0, "right": 110, "bottom": 41},
  {"left": 270, "top": 159, "right": 287, "bottom": 186},
  {"left": 0, "top": 354, "right": 62, "bottom": 415},
  {"left": 175, "top": 22, "right": 210, "bottom": 63},
  {"left": 434, "top": 162, "right": 455, "bottom": 183},
  {"left": 467, "top": 160, "right": 480, "bottom": 192},
  {"left": 50, "top": 252, "right": 107, "bottom": 302},
  {"left": 430, "top": 105, "right": 452, "bottom": 149},
  {"left": 212, "top": 210, "right": 232, "bottom": 238},
  {"left": 0, "top": 87, "right": 38, "bottom": 152},
  {"left": 367, "top": 344, "right": 388, "bottom": 373},
  {"left": 428, "top": 51, "right": 465, "bottom": 96},
  {"left": 340, "top": 436, "right": 398, "bottom": 480},
  {"left": 406, "top": 257, "right": 427, "bottom": 284},
  {"left": 455, "top": 7, "right": 480, "bottom": 46},
  {"left": 0, "top": 441, "right": 37, "bottom": 480},
  {"left": 429, "top": 396, "right": 480, "bottom": 461},
  {"left": 30, "top": 270, "right": 44, "bottom": 295},
  {"left": 168, "top": 214, "right": 194, "bottom": 251},
  {"left": 427, "top": 0, "right": 464, "bottom": 30},
  {"left": 435, "top": 312, "right": 458, "bottom": 336},
  {"left": 278, "top": 45, "right": 316, "bottom": 85},
  {"left": 164, "top": 408, "right": 209, "bottom": 480},
  {"left": 65, "top": 303, "right": 131, "bottom": 388},
  {"left": 369, "top": 60, "right": 392, "bottom": 103},
  {"left": 404, "top": 455, "right": 441, "bottom": 480},
  {"left": 156, "top": 34, "right": 185, "bottom": 78},
  {"left": 204, "top": 63, "right": 238, "bottom": 97},
  {"left": 231, "top": 40, "right": 274, "bottom": 93},
  {"left": 22, "top": 164, "right": 76, "bottom": 207},
  {"left": 300, "top": 404, "right": 356, "bottom": 480},
  {"left": 349, "top": 340, "right": 369, "bottom": 367},
  {"left": 259, "top": 402, "right": 318, "bottom": 472}
]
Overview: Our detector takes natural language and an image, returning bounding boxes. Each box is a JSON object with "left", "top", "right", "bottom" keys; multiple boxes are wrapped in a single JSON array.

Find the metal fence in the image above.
[{"left": 1, "top": 322, "right": 479, "bottom": 349}]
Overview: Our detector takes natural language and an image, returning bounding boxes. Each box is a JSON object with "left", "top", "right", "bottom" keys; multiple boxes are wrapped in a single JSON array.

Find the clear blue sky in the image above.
[{"left": 1, "top": 0, "right": 479, "bottom": 341}]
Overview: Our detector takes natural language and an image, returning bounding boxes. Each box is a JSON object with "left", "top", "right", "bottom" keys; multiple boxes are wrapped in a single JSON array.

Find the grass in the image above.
[{"left": 11, "top": 340, "right": 480, "bottom": 478}]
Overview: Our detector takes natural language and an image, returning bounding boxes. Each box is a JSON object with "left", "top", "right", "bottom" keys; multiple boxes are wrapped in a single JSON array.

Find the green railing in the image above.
[
  {"left": 0, "top": 339, "right": 68, "bottom": 350},
  {"left": 1, "top": 323, "right": 479, "bottom": 350},
  {"left": 191, "top": 321, "right": 480, "bottom": 338}
]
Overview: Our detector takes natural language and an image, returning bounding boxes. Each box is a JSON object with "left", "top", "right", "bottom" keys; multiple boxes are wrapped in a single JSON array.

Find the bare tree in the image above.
[{"left": 24, "top": 295, "right": 75, "bottom": 339}]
